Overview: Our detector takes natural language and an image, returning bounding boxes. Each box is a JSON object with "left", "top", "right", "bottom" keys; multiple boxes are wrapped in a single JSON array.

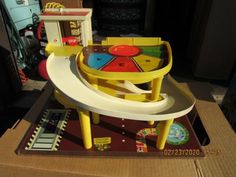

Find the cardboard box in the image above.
[{"left": 0, "top": 82, "right": 235, "bottom": 177}]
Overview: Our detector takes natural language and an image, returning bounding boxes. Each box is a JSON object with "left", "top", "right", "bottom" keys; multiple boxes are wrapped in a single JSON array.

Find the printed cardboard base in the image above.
[{"left": 17, "top": 97, "right": 204, "bottom": 157}]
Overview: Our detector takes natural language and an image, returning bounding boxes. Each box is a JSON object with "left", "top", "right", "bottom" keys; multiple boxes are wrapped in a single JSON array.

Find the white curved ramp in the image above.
[{"left": 47, "top": 53, "right": 195, "bottom": 121}]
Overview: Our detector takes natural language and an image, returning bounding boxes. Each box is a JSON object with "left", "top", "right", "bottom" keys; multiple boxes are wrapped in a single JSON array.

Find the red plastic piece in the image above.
[
  {"left": 101, "top": 57, "right": 141, "bottom": 72},
  {"left": 18, "top": 68, "right": 28, "bottom": 83},
  {"left": 108, "top": 45, "right": 140, "bottom": 57},
  {"left": 38, "top": 60, "right": 49, "bottom": 80},
  {"left": 62, "top": 36, "right": 78, "bottom": 46}
]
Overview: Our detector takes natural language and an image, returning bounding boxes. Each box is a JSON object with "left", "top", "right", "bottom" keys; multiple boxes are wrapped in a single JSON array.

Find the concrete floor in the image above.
[{"left": 22, "top": 79, "right": 46, "bottom": 91}]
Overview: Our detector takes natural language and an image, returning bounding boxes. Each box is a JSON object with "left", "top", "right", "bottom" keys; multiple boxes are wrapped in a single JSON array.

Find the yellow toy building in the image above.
[{"left": 40, "top": 7, "right": 196, "bottom": 153}]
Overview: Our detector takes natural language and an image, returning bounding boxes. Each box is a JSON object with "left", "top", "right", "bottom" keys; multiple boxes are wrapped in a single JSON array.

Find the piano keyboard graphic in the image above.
[{"left": 25, "top": 109, "right": 70, "bottom": 151}]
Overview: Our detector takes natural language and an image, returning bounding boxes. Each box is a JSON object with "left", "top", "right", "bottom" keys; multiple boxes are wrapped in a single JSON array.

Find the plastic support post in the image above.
[
  {"left": 92, "top": 112, "right": 100, "bottom": 124},
  {"left": 54, "top": 90, "right": 76, "bottom": 109},
  {"left": 148, "top": 120, "right": 155, "bottom": 125},
  {"left": 88, "top": 76, "right": 100, "bottom": 124},
  {"left": 147, "top": 77, "right": 163, "bottom": 125},
  {"left": 78, "top": 109, "right": 92, "bottom": 149},
  {"left": 151, "top": 76, "right": 164, "bottom": 101},
  {"left": 156, "top": 118, "right": 174, "bottom": 150}
]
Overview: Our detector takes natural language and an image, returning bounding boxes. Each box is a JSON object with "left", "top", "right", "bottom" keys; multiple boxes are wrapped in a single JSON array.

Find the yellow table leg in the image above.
[
  {"left": 88, "top": 76, "right": 100, "bottom": 124},
  {"left": 54, "top": 90, "right": 77, "bottom": 109},
  {"left": 78, "top": 109, "right": 92, "bottom": 149},
  {"left": 148, "top": 120, "right": 155, "bottom": 125},
  {"left": 147, "top": 77, "right": 164, "bottom": 125},
  {"left": 156, "top": 118, "right": 174, "bottom": 150},
  {"left": 54, "top": 90, "right": 93, "bottom": 149},
  {"left": 151, "top": 76, "right": 163, "bottom": 101},
  {"left": 92, "top": 112, "right": 100, "bottom": 124}
]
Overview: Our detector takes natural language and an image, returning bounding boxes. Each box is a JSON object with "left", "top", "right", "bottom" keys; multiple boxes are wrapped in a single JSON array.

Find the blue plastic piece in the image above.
[{"left": 87, "top": 53, "right": 113, "bottom": 69}]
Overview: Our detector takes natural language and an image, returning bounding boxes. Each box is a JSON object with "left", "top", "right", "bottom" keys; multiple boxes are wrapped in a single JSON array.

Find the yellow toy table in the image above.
[
  {"left": 78, "top": 37, "right": 172, "bottom": 102},
  {"left": 48, "top": 37, "right": 195, "bottom": 151}
]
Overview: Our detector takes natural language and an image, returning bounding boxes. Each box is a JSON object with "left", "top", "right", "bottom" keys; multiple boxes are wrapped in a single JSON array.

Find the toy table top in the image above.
[
  {"left": 82, "top": 45, "right": 168, "bottom": 73},
  {"left": 78, "top": 43, "right": 172, "bottom": 82}
]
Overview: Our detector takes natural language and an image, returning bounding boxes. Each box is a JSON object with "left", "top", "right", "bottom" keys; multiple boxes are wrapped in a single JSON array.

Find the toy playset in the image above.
[{"left": 18, "top": 8, "right": 204, "bottom": 157}]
